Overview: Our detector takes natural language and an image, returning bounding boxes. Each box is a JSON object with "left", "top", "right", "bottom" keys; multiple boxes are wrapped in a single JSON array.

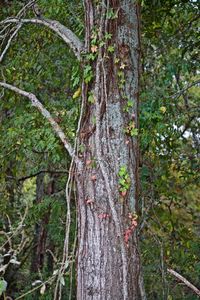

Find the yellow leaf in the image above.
[
  {"left": 159, "top": 106, "right": 167, "bottom": 114},
  {"left": 72, "top": 87, "right": 81, "bottom": 99}
]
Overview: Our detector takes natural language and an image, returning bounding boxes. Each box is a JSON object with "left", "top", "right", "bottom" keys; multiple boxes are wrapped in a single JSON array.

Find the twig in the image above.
[
  {"left": 46, "top": 249, "right": 57, "bottom": 263},
  {"left": 0, "top": 0, "right": 35, "bottom": 60},
  {"left": 0, "top": 24, "right": 22, "bottom": 63},
  {"left": 15, "top": 274, "right": 56, "bottom": 300},
  {"left": 0, "top": 205, "right": 28, "bottom": 251},
  {"left": 16, "top": 0, "right": 36, "bottom": 18},
  {"left": 6, "top": 169, "right": 68, "bottom": 182},
  {"left": 0, "top": 231, "right": 12, "bottom": 251},
  {"left": 170, "top": 80, "right": 200, "bottom": 99},
  {"left": 167, "top": 268, "right": 200, "bottom": 297}
]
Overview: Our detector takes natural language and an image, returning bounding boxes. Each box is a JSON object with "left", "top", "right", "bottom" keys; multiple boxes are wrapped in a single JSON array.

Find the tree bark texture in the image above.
[{"left": 76, "top": 1, "right": 141, "bottom": 299}]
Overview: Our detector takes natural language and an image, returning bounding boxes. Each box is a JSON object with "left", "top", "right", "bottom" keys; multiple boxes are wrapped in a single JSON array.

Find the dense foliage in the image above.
[
  {"left": 0, "top": 0, "right": 199, "bottom": 299},
  {"left": 140, "top": 1, "right": 199, "bottom": 299}
]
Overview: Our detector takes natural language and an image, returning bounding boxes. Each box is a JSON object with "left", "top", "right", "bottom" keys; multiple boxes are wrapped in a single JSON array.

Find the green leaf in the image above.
[
  {"left": 105, "top": 33, "right": 112, "bottom": 40},
  {"left": 107, "top": 45, "right": 115, "bottom": 53},
  {"left": 88, "top": 93, "right": 95, "bottom": 104},
  {"left": 130, "top": 128, "right": 138, "bottom": 137},
  {"left": 0, "top": 280, "right": 7, "bottom": 296}
]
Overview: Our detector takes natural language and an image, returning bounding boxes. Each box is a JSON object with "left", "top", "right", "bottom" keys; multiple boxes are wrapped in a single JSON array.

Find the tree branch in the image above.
[
  {"left": 6, "top": 169, "right": 68, "bottom": 182},
  {"left": 0, "top": 1, "right": 36, "bottom": 62},
  {"left": 1, "top": 18, "right": 84, "bottom": 60},
  {"left": 167, "top": 268, "right": 200, "bottom": 297},
  {"left": 0, "top": 24, "right": 22, "bottom": 63},
  {"left": 170, "top": 79, "right": 200, "bottom": 99},
  {"left": 0, "top": 82, "right": 76, "bottom": 159}
]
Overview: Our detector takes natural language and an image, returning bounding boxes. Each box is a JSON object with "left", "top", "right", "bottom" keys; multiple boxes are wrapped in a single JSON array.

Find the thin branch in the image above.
[
  {"left": 15, "top": 274, "right": 56, "bottom": 300},
  {"left": 0, "top": 0, "right": 34, "bottom": 36},
  {"left": 0, "top": 230, "right": 12, "bottom": 250},
  {"left": 6, "top": 169, "right": 68, "bottom": 182},
  {"left": 1, "top": 18, "right": 84, "bottom": 60},
  {"left": 16, "top": 0, "right": 37, "bottom": 18},
  {"left": 170, "top": 80, "right": 200, "bottom": 99},
  {"left": 167, "top": 268, "right": 200, "bottom": 297},
  {"left": 0, "top": 1, "right": 36, "bottom": 60},
  {"left": 0, "top": 23, "right": 11, "bottom": 36},
  {"left": 0, "top": 205, "right": 28, "bottom": 251},
  {"left": 0, "top": 24, "right": 22, "bottom": 63},
  {"left": 0, "top": 82, "right": 76, "bottom": 160}
]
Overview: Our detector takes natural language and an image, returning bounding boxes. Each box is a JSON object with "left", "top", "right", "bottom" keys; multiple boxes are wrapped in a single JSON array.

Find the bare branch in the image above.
[
  {"left": 0, "top": 0, "right": 34, "bottom": 36},
  {"left": 167, "top": 268, "right": 200, "bottom": 297},
  {"left": 15, "top": 274, "right": 56, "bottom": 300},
  {"left": 0, "top": 24, "right": 22, "bottom": 63},
  {"left": 0, "top": 230, "right": 12, "bottom": 251},
  {"left": 0, "top": 82, "right": 76, "bottom": 159},
  {"left": 16, "top": 0, "right": 36, "bottom": 18},
  {"left": 0, "top": 1, "right": 37, "bottom": 61},
  {"left": 6, "top": 169, "right": 68, "bottom": 182},
  {"left": 1, "top": 18, "right": 84, "bottom": 59},
  {"left": 170, "top": 80, "right": 200, "bottom": 99},
  {"left": 0, "top": 205, "right": 28, "bottom": 252}
]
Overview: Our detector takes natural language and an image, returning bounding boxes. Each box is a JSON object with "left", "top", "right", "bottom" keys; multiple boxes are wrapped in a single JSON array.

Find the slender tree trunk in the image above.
[
  {"left": 76, "top": 1, "right": 141, "bottom": 299},
  {"left": 31, "top": 173, "right": 54, "bottom": 273}
]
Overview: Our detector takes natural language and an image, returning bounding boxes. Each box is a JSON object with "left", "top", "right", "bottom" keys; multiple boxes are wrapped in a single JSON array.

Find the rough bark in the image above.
[{"left": 76, "top": 1, "right": 141, "bottom": 299}]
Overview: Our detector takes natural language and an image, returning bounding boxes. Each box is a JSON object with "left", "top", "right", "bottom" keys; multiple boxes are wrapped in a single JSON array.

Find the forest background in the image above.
[{"left": 0, "top": 0, "right": 199, "bottom": 299}]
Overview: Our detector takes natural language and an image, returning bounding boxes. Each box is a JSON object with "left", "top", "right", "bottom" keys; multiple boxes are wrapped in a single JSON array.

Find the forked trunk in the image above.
[{"left": 76, "top": 1, "right": 141, "bottom": 299}]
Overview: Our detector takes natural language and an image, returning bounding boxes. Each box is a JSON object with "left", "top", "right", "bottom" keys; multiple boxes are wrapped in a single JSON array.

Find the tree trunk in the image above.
[
  {"left": 76, "top": 1, "right": 141, "bottom": 299},
  {"left": 31, "top": 173, "right": 54, "bottom": 273}
]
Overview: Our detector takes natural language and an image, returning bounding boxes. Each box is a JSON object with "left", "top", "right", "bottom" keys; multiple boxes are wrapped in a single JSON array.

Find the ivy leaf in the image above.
[
  {"left": 107, "top": 45, "right": 115, "bottom": 53},
  {"left": 88, "top": 93, "right": 95, "bottom": 104},
  {"left": 105, "top": 33, "right": 112, "bottom": 40},
  {"left": 130, "top": 128, "right": 138, "bottom": 137},
  {"left": 0, "top": 280, "right": 7, "bottom": 296}
]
